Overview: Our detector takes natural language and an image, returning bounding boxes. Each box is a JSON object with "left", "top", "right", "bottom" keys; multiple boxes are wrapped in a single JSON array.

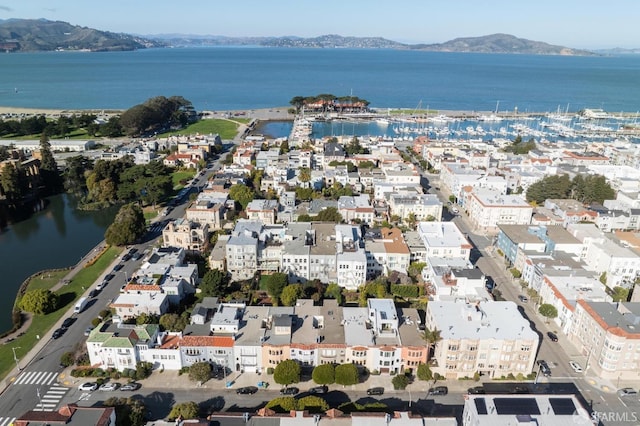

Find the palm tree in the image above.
[
  {"left": 298, "top": 167, "right": 311, "bottom": 188},
  {"left": 421, "top": 327, "right": 442, "bottom": 361}
]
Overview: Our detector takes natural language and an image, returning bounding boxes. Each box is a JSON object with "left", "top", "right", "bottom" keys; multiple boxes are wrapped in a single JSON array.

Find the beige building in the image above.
[
  {"left": 162, "top": 218, "right": 209, "bottom": 252},
  {"left": 569, "top": 300, "right": 640, "bottom": 381},
  {"left": 464, "top": 188, "right": 533, "bottom": 234},
  {"left": 426, "top": 300, "right": 539, "bottom": 379}
]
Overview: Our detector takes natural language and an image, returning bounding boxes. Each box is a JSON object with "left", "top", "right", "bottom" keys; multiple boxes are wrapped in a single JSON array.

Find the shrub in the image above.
[
  {"left": 135, "top": 362, "right": 153, "bottom": 380},
  {"left": 267, "top": 367, "right": 274, "bottom": 375},
  {"left": 60, "top": 352, "right": 75, "bottom": 367},
  {"left": 76, "top": 353, "right": 90, "bottom": 366},
  {"left": 390, "top": 284, "right": 419, "bottom": 298},
  {"left": 91, "top": 317, "right": 102, "bottom": 327},
  {"left": 392, "top": 374, "right": 409, "bottom": 390}
]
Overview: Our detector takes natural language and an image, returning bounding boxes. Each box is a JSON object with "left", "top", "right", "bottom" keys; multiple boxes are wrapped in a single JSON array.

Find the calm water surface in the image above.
[{"left": 0, "top": 195, "right": 116, "bottom": 332}]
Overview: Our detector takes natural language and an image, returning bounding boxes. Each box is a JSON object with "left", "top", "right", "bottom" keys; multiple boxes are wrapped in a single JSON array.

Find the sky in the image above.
[{"left": 1, "top": 0, "right": 639, "bottom": 49}]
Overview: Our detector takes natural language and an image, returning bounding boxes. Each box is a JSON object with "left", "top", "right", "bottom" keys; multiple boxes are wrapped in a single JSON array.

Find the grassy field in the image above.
[
  {"left": 0, "top": 245, "right": 122, "bottom": 382},
  {"left": 172, "top": 169, "right": 197, "bottom": 189},
  {"left": 160, "top": 118, "right": 241, "bottom": 140}
]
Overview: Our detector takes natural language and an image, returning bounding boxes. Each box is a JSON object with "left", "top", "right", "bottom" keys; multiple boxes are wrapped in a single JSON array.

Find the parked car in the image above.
[
  {"left": 467, "top": 386, "right": 485, "bottom": 394},
  {"left": 280, "top": 387, "right": 299, "bottom": 395},
  {"left": 617, "top": 387, "right": 638, "bottom": 397},
  {"left": 120, "top": 382, "right": 141, "bottom": 391},
  {"left": 547, "top": 332, "right": 558, "bottom": 342},
  {"left": 84, "top": 327, "right": 94, "bottom": 337},
  {"left": 113, "top": 263, "right": 123, "bottom": 271},
  {"left": 428, "top": 386, "right": 448, "bottom": 396},
  {"left": 51, "top": 328, "right": 65, "bottom": 339},
  {"left": 569, "top": 361, "right": 583, "bottom": 373},
  {"left": 518, "top": 295, "right": 529, "bottom": 303},
  {"left": 367, "top": 387, "right": 385, "bottom": 396},
  {"left": 99, "top": 382, "right": 120, "bottom": 391},
  {"left": 537, "top": 360, "right": 551, "bottom": 377},
  {"left": 78, "top": 382, "right": 98, "bottom": 392},
  {"left": 104, "top": 274, "right": 115, "bottom": 281},
  {"left": 309, "top": 385, "right": 329, "bottom": 394},
  {"left": 61, "top": 317, "right": 75, "bottom": 329},
  {"left": 236, "top": 386, "right": 258, "bottom": 395},
  {"left": 88, "top": 289, "right": 99, "bottom": 298}
]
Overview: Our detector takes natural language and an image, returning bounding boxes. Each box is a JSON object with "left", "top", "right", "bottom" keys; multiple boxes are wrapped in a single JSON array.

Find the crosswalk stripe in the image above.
[
  {"left": 13, "top": 371, "right": 59, "bottom": 385},
  {"left": 0, "top": 418, "right": 16, "bottom": 426}
]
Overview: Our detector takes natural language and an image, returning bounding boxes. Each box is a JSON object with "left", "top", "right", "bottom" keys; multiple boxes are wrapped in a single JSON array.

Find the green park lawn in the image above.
[
  {"left": 160, "top": 118, "right": 241, "bottom": 140},
  {"left": 172, "top": 169, "right": 197, "bottom": 189},
  {"left": 0, "top": 245, "right": 122, "bottom": 382}
]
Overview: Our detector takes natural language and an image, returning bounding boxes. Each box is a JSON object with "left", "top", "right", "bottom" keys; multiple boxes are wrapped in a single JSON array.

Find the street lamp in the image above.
[
  {"left": 12, "top": 346, "right": 21, "bottom": 371},
  {"left": 123, "top": 271, "right": 128, "bottom": 284}
]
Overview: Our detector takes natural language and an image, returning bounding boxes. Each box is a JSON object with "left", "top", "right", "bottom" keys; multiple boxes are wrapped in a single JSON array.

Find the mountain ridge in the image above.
[{"left": 0, "top": 19, "right": 617, "bottom": 55}]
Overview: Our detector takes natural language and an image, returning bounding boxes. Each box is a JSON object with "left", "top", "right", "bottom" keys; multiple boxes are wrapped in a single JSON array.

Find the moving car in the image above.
[
  {"left": 518, "top": 295, "right": 529, "bottom": 303},
  {"left": 84, "top": 327, "right": 94, "bottom": 336},
  {"left": 78, "top": 382, "right": 98, "bottom": 392},
  {"left": 99, "top": 382, "right": 120, "bottom": 391},
  {"left": 428, "top": 386, "right": 448, "bottom": 396},
  {"left": 120, "top": 382, "right": 141, "bottom": 391},
  {"left": 367, "top": 387, "right": 385, "bottom": 396},
  {"left": 236, "top": 386, "right": 258, "bottom": 395},
  {"left": 309, "top": 385, "right": 329, "bottom": 394},
  {"left": 280, "top": 387, "right": 299, "bottom": 395},
  {"left": 61, "top": 317, "right": 75, "bottom": 328},
  {"left": 569, "top": 361, "right": 583, "bottom": 373},
  {"left": 547, "top": 332, "right": 558, "bottom": 342},
  {"left": 51, "top": 328, "right": 65, "bottom": 339},
  {"left": 617, "top": 388, "right": 638, "bottom": 397},
  {"left": 537, "top": 360, "right": 551, "bottom": 377}
]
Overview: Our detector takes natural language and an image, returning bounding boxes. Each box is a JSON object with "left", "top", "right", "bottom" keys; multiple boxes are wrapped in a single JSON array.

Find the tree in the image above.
[
  {"left": 315, "top": 207, "right": 343, "bottom": 223},
  {"left": 168, "top": 401, "right": 199, "bottom": 421},
  {"left": 538, "top": 303, "right": 558, "bottom": 323},
  {"left": 312, "top": 363, "right": 335, "bottom": 385},
  {"left": 406, "top": 213, "right": 418, "bottom": 229},
  {"left": 407, "top": 262, "right": 426, "bottom": 281},
  {"left": 199, "top": 269, "right": 229, "bottom": 297},
  {"left": 421, "top": 327, "right": 442, "bottom": 360},
  {"left": 159, "top": 313, "right": 188, "bottom": 332},
  {"left": 63, "top": 155, "right": 93, "bottom": 195},
  {"left": 19, "top": 289, "right": 58, "bottom": 315},
  {"left": 280, "top": 284, "right": 303, "bottom": 306},
  {"left": 60, "top": 351, "right": 75, "bottom": 367},
  {"left": 228, "top": 183, "right": 255, "bottom": 210},
  {"left": 298, "top": 167, "right": 311, "bottom": 186},
  {"left": 335, "top": 363, "right": 359, "bottom": 386},
  {"left": 135, "top": 312, "right": 158, "bottom": 325},
  {"left": 297, "top": 395, "right": 330, "bottom": 413},
  {"left": 103, "top": 397, "right": 147, "bottom": 426},
  {"left": 417, "top": 363, "right": 433, "bottom": 381},
  {"left": 273, "top": 359, "right": 300, "bottom": 387},
  {"left": 0, "top": 162, "right": 22, "bottom": 201},
  {"left": 266, "top": 272, "right": 289, "bottom": 302},
  {"left": 104, "top": 203, "right": 146, "bottom": 246},
  {"left": 392, "top": 374, "right": 410, "bottom": 390},
  {"left": 189, "top": 361, "right": 212, "bottom": 383},
  {"left": 265, "top": 396, "right": 297, "bottom": 413},
  {"left": 324, "top": 283, "right": 343, "bottom": 305},
  {"left": 611, "top": 286, "right": 629, "bottom": 302}
]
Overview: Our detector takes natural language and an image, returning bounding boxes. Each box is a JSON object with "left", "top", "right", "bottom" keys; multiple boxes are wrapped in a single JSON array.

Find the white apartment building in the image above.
[
  {"left": 464, "top": 187, "right": 533, "bottom": 234},
  {"left": 417, "top": 221, "right": 472, "bottom": 264},
  {"left": 335, "top": 224, "right": 367, "bottom": 290},
  {"left": 388, "top": 193, "right": 443, "bottom": 222}
]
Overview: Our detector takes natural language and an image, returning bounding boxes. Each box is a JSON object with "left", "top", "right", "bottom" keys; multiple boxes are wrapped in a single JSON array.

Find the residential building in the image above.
[
  {"left": 425, "top": 300, "right": 539, "bottom": 379},
  {"left": 388, "top": 193, "right": 443, "bottom": 222},
  {"left": 246, "top": 199, "right": 279, "bottom": 225},
  {"left": 417, "top": 222, "right": 472, "bottom": 262},
  {"left": 462, "top": 394, "right": 591, "bottom": 426},
  {"left": 110, "top": 291, "right": 170, "bottom": 319},
  {"left": 364, "top": 228, "right": 410, "bottom": 279},
  {"left": 335, "top": 224, "right": 367, "bottom": 290},
  {"left": 337, "top": 195, "right": 375, "bottom": 225},
  {"left": 464, "top": 188, "right": 533, "bottom": 234},
  {"left": 15, "top": 404, "right": 116, "bottom": 426},
  {"left": 543, "top": 199, "right": 597, "bottom": 227},
  {"left": 86, "top": 321, "right": 161, "bottom": 371},
  {"left": 162, "top": 218, "right": 209, "bottom": 252},
  {"left": 569, "top": 300, "right": 640, "bottom": 381}
]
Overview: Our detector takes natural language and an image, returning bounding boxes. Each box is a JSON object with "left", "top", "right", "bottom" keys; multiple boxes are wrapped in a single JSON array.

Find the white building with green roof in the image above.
[{"left": 86, "top": 321, "right": 161, "bottom": 371}]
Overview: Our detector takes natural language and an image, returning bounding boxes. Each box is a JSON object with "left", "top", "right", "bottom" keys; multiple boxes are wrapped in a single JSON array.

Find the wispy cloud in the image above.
[
  {"left": 43, "top": 8, "right": 56, "bottom": 13},
  {"left": 0, "top": 5, "right": 14, "bottom": 12}
]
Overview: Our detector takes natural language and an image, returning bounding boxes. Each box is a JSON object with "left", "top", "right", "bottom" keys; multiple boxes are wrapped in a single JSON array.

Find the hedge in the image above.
[{"left": 391, "top": 284, "right": 419, "bottom": 298}]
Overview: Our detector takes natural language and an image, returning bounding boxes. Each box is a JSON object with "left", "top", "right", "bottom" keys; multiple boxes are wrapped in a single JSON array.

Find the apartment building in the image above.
[
  {"left": 569, "top": 300, "right": 640, "bottom": 381},
  {"left": 465, "top": 188, "right": 533, "bottom": 234},
  {"left": 387, "top": 193, "right": 443, "bottom": 222},
  {"left": 364, "top": 227, "right": 411, "bottom": 279},
  {"left": 162, "top": 218, "right": 209, "bottom": 252},
  {"left": 425, "top": 300, "right": 539, "bottom": 379}
]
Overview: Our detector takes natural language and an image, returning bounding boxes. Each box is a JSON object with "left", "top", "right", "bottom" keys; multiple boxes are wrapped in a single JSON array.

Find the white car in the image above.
[
  {"left": 78, "top": 382, "right": 98, "bottom": 392},
  {"left": 569, "top": 361, "right": 583, "bottom": 373},
  {"left": 99, "top": 382, "right": 120, "bottom": 391}
]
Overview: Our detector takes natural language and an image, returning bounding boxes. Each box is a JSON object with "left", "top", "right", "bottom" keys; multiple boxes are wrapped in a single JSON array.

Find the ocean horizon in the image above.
[{"left": 1, "top": 47, "right": 639, "bottom": 113}]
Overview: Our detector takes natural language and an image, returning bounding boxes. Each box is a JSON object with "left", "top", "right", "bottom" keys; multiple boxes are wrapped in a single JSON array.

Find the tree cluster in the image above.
[
  {"left": 504, "top": 135, "right": 537, "bottom": 154},
  {"left": 85, "top": 158, "right": 172, "bottom": 207},
  {"left": 103, "top": 397, "right": 147, "bottom": 426},
  {"left": 526, "top": 173, "right": 615, "bottom": 205},
  {"left": 119, "top": 96, "right": 195, "bottom": 137},
  {"left": 266, "top": 395, "right": 329, "bottom": 414}
]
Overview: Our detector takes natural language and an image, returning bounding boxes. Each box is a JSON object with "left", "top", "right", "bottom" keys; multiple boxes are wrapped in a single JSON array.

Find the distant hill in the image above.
[
  {"left": 409, "top": 33, "right": 595, "bottom": 56},
  {"left": 0, "top": 19, "right": 164, "bottom": 52},
  {"left": 150, "top": 32, "right": 595, "bottom": 55},
  {"left": 149, "top": 33, "right": 407, "bottom": 49}
]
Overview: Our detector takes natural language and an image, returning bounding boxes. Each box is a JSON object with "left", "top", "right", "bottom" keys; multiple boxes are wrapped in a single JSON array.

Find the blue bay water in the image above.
[{"left": 1, "top": 48, "right": 639, "bottom": 113}]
